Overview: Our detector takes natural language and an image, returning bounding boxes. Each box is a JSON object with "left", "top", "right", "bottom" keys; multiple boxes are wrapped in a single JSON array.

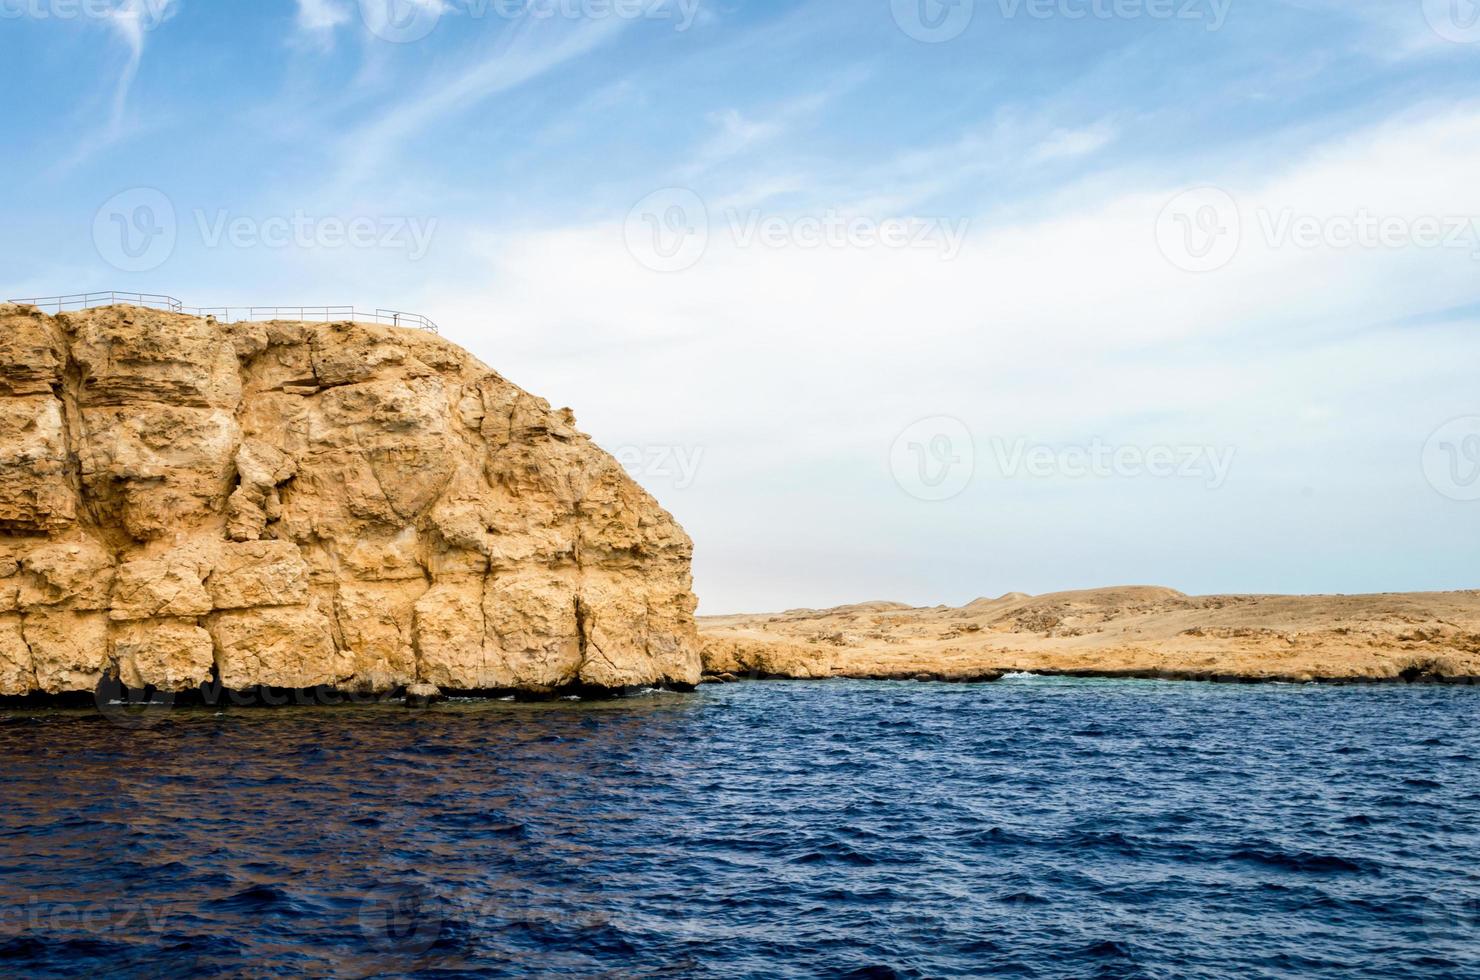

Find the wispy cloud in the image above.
[
  {"left": 1030, "top": 122, "right": 1119, "bottom": 163},
  {"left": 294, "top": 0, "right": 352, "bottom": 45},
  {"left": 102, "top": 0, "right": 178, "bottom": 133},
  {"left": 1274, "top": 0, "right": 1477, "bottom": 60},
  {"left": 675, "top": 73, "right": 870, "bottom": 187},
  {"left": 333, "top": 15, "right": 630, "bottom": 185}
]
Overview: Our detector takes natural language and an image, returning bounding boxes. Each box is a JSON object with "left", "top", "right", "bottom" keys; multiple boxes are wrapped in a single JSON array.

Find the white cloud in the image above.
[
  {"left": 295, "top": 0, "right": 352, "bottom": 39},
  {"left": 1030, "top": 122, "right": 1118, "bottom": 162},
  {"left": 428, "top": 102, "right": 1480, "bottom": 610}
]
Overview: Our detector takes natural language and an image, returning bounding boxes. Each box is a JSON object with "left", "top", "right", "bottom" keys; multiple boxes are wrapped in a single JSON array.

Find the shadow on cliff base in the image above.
[{"left": 0, "top": 673, "right": 697, "bottom": 724}]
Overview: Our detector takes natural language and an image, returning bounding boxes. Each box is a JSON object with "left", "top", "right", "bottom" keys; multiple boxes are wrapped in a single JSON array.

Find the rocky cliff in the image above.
[{"left": 0, "top": 304, "right": 700, "bottom": 697}]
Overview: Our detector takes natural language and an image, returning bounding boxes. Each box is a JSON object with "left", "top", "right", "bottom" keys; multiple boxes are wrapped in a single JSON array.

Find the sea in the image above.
[{"left": 2, "top": 676, "right": 1478, "bottom": 978}]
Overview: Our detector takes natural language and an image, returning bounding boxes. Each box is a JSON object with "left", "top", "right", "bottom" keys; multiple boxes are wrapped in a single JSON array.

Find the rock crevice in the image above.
[{"left": 0, "top": 304, "right": 699, "bottom": 696}]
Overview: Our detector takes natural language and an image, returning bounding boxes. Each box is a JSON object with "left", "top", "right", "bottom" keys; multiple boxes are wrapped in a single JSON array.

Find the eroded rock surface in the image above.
[{"left": 0, "top": 304, "right": 699, "bottom": 695}]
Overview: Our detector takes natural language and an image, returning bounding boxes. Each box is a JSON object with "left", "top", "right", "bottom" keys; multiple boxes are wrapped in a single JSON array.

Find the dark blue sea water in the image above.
[{"left": 2, "top": 677, "right": 1479, "bottom": 979}]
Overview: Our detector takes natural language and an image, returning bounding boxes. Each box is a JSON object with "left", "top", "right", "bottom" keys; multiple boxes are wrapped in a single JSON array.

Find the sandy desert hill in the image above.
[{"left": 699, "top": 586, "right": 1480, "bottom": 683}]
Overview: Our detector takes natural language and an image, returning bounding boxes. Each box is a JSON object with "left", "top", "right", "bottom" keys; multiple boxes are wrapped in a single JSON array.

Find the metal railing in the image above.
[
  {"left": 185, "top": 306, "right": 439, "bottom": 332},
  {"left": 6, "top": 292, "right": 439, "bottom": 334},
  {"left": 7, "top": 290, "right": 184, "bottom": 313}
]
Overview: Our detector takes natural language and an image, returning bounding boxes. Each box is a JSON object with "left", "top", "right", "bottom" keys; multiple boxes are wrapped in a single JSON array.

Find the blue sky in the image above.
[{"left": 2, "top": 0, "right": 1479, "bottom": 612}]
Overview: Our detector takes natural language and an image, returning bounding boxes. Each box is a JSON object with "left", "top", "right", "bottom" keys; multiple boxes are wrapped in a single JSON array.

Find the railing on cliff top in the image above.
[{"left": 5, "top": 291, "right": 439, "bottom": 334}]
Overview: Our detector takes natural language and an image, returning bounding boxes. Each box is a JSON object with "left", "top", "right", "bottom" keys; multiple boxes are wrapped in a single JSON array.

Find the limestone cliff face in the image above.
[{"left": 0, "top": 304, "right": 700, "bottom": 696}]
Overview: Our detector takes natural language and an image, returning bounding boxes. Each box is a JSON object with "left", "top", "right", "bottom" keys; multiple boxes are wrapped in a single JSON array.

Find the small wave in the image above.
[
  {"left": 438, "top": 813, "right": 527, "bottom": 836},
  {"left": 1228, "top": 848, "right": 1370, "bottom": 875},
  {"left": 0, "top": 935, "right": 131, "bottom": 959},
  {"left": 998, "top": 891, "right": 1050, "bottom": 906},
  {"left": 207, "top": 884, "right": 302, "bottom": 914},
  {"left": 838, "top": 967, "right": 926, "bottom": 980},
  {"left": 790, "top": 847, "right": 878, "bottom": 868},
  {"left": 1078, "top": 938, "right": 1138, "bottom": 960}
]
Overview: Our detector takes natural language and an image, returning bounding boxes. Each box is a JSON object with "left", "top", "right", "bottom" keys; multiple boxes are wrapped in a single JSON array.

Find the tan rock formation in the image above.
[
  {"left": 700, "top": 587, "right": 1480, "bottom": 683},
  {"left": 0, "top": 304, "right": 700, "bottom": 696}
]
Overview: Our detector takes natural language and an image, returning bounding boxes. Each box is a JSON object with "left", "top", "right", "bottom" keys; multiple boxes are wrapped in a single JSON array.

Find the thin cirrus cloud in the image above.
[
  {"left": 33, "top": 0, "right": 181, "bottom": 171},
  {"left": 99, "top": 0, "right": 179, "bottom": 132},
  {"left": 326, "top": 14, "right": 632, "bottom": 185},
  {"left": 294, "top": 0, "right": 353, "bottom": 40}
]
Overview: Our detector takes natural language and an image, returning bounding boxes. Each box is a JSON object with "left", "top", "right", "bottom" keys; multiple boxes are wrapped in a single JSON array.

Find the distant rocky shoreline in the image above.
[
  {"left": 698, "top": 587, "right": 1480, "bottom": 686},
  {"left": 698, "top": 668, "right": 1478, "bottom": 686}
]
